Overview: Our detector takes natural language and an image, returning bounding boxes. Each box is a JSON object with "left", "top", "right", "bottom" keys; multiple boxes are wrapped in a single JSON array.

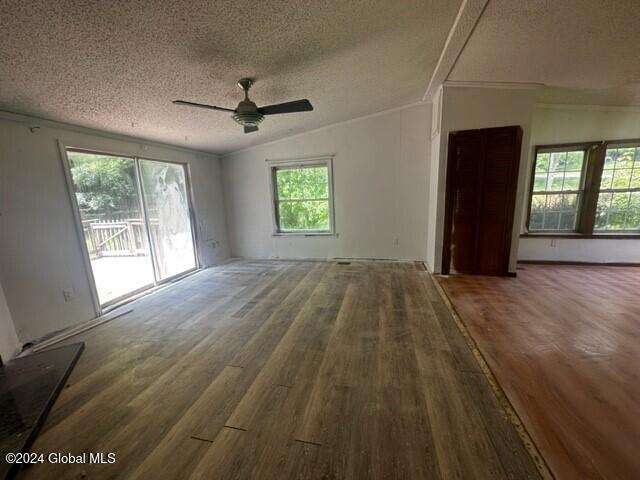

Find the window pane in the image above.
[
  {"left": 529, "top": 212, "right": 543, "bottom": 230},
  {"left": 631, "top": 168, "right": 640, "bottom": 188},
  {"left": 543, "top": 211, "right": 560, "bottom": 230},
  {"left": 600, "top": 170, "right": 613, "bottom": 189},
  {"left": 535, "top": 153, "right": 550, "bottom": 173},
  {"left": 566, "top": 151, "right": 584, "bottom": 170},
  {"left": 543, "top": 194, "right": 562, "bottom": 230},
  {"left": 550, "top": 152, "right": 567, "bottom": 172},
  {"left": 533, "top": 173, "right": 547, "bottom": 191},
  {"left": 614, "top": 148, "right": 635, "bottom": 168},
  {"left": 276, "top": 169, "right": 304, "bottom": 199},
  {"left": 608, "top": 211, "right": 626, "bottom": 229},
  {"left": 559, "top": 211, "right": 576, "bottom": 230},
  {"left": 603, "top": 151, "right": 615, "bottom": 169},
  {"left": 278, "top": 200, "right": 330, "bottom": 231},
  {"left": 611, "top": 191, "right": 630, "bottom": 209},
  {"left": 561, "top": 193, "right": 578, "bottom": 209},
  {"left": 546, "top": 193, "right": 563, "bottom": 211},
  {"left": 548, "top": 173, "right": 565, "bottom": 190},
  {"left": 612, "top": 168, "right": 632, "bottom": 189},
  {"left": 276, "top": 166, "right": 329, "bottom": 200},
  {"left": 302, "top": 166, "right": 329, "bottom": 198},
  {"left": 530, "top": 194, "right": 546, "bottom": 213},
  {"left": 140, "top": 160, "right": 197, "bottom": 280},
  {"left": 563, "top": 171, "right": 581, "bottom": 190},
  {"left": 626, "top": 193, "right": 640, "bottom": 229},
  {"left": 559, "top": 193, "right": 578, "bottom": 230},
  {"left": 529, "top": 195, "right": 546, "bottom": 231},
  {"left": 595, "top": 193, "right": 612, "bottom": 229}
]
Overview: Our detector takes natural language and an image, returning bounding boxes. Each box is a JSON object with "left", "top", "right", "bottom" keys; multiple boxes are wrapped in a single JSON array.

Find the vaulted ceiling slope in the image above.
[
  {"left": 449, "top": 0, "right": 640, "bottom": 106},
  {"left": 0, "top": 0, "right": 462, "bottom": 154}
]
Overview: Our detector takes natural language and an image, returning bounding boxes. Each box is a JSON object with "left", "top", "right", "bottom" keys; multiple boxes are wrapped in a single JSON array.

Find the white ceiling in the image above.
[
  {"left": 0, "top": 0, "right": 462, "bottom": 154},
  {"left": 449, "top": 0, "right": 640, "bottom": 106}
]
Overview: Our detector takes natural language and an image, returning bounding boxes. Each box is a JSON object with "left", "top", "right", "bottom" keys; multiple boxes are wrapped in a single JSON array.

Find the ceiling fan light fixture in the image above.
[{"left": 231, "top": 111, "right": 264, "bottom": 127}]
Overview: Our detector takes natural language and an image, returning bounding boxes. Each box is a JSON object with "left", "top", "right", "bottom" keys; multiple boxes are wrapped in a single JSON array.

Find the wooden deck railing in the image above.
[{"left": 82, "top": 219, "right": 150, "bottom": 258}]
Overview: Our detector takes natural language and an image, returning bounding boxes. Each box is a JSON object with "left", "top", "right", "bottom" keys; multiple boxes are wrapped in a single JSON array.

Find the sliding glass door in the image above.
[
  {"left": 65, "top": 149, "right": 198, "bottom": 307},
  {"left": 139, "top": 159, "right": 197, "bottom": 280}
]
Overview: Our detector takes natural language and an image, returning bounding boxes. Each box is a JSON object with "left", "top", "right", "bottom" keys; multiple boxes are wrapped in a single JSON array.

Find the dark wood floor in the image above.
[
  {"left": 20, "top": 260, "right": 539, "bottom": 479},
  {"left": 439, "top": 265, "right": 640, "bottom": 480}
]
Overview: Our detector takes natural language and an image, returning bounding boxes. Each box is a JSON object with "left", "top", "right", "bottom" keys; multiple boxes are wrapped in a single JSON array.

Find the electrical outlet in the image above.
[{"left": 63, "top": 289, "right": 74, "bottom": 302}]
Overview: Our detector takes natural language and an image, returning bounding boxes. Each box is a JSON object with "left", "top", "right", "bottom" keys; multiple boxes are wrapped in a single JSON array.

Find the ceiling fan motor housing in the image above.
[{"left": 232, "top": 100, "right": 264, "bottom": 127}]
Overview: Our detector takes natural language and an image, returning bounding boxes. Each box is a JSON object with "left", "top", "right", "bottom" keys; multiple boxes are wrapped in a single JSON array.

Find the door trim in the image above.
[{"left": 58, "top": 141, "right": 102, "bottom": 316}]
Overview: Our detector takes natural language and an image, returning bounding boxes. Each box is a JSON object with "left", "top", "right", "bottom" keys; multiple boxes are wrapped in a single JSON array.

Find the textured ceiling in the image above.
[
  {"left": 0, "top": 0, "right": 462, "bottom": 154},
  {"left": 449, "top": 0, "right": 640, "bottom": 106}
]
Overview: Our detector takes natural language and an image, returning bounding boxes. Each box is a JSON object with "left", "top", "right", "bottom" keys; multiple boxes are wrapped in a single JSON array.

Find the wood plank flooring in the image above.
[
  {"left": 438, "top": 265, "right": 640, "bottom": 480},
  {"left": 19, "top": 260, "right": 539, "bottom": 479}
]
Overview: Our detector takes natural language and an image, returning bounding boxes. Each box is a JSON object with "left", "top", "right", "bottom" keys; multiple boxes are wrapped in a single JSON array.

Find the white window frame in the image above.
[{"left": 267, "top": 155, "right": 336, "bottom": 236}]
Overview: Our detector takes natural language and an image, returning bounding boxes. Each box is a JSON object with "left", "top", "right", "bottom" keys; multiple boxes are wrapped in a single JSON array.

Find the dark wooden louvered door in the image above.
[
  {"left": 443, "top": 126, "right": 523, "bottom": 276},
  {"left": 448, "top": 133, "right": 483, "bottom": 273}
]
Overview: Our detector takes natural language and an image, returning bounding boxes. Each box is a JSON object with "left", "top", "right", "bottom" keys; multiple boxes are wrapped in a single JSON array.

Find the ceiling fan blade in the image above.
[
  {"left": 244, "top": 125, "right": 259, "bottom": 134},
  {"left": 173, "top": 100, "right": 235, "bottom": 113},
  {"left": 258, "top": 99, "right": 313, "bottom": 115}
]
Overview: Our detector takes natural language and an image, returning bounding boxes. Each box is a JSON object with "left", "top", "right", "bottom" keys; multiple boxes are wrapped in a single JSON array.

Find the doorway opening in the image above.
[{"left": 64, "top": 148, "right": 198, "bottom": 308}]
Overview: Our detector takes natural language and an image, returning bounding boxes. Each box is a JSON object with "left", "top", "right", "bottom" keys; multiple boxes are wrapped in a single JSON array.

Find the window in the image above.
[
  {"left": 527, "top": 139, "right": 640, "bottom": 235},
  {"left": 595, "top": 144, "right": 640, "bottom": 231},
  {"left": 269, "top": 157, "right": 334, "bottom": 234},
  {"left": 529, "top": 147, "right": 587, "bottom": 232}
]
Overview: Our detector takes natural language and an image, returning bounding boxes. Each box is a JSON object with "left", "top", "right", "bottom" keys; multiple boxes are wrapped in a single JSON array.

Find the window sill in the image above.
[
  {"left": 272, "top": 232, "right": 336, "bottom": 237},
  {"left": 520, "top": 233, "right": 640, "bottom": 239}
]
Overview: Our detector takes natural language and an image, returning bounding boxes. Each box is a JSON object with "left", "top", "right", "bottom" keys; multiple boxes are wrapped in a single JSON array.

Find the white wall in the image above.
[
  {"left": 0, "top": 281, "right": 19, "bottom": 361},
  {"left": 0, "top": 113, "right": 230, "bottom": 345},
  {"left": 427, "top": 85, "right": 536, "bottom": 273},
  {"left": 519, "top": 238, "right": 639, "bottom": 263},
  {"left": 529, "top": 105, "right": 640, "bottom": 145},
  {"left": 518, "top": 105, "right": 640, "bottom": 263},
  {"left": 221, "top": 104, "right": 432, "bottom": 261}
]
